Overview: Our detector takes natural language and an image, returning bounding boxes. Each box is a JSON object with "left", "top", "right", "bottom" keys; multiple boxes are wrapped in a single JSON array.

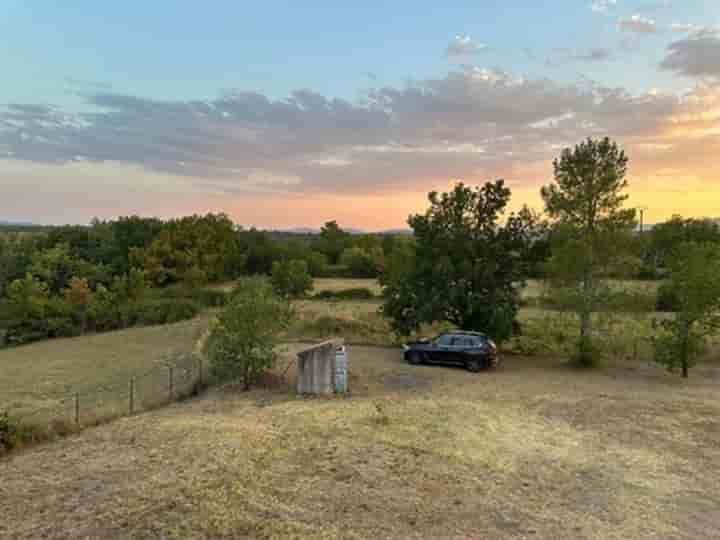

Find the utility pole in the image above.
[{"left": 637, "top": 206, "right": 648, "bottom": 234}]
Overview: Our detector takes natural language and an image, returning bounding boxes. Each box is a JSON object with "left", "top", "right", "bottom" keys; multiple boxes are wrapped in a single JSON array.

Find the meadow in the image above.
[
  {"left": 2, "top": 277, "right": 720, "bottom": 539},
  {"left": 3, "top": 343, "right": 720, "bottom": 539}
]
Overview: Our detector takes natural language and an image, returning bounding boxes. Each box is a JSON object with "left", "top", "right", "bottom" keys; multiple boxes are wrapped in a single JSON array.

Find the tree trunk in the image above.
[{"left": 578, "top": 269, "right": 594, "bottom": 366}]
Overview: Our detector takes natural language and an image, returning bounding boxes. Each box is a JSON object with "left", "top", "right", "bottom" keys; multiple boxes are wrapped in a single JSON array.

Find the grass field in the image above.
[
  {"left": 3, "top": 345, "right": 720, "bottom": 539},
  {"left": 0, "top": 314, "right": 212, "bottom": 420}
]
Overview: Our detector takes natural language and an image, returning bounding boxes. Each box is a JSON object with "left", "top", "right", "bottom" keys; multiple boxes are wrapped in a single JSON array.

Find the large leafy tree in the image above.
[
  {"left": 541, "top": 137, "right": 636, "bottom": 366},
  {"left": 653, "top": 242, "right": 720, "bottom": 378},
  {"left": 381, "top": 180, "right": 535, "bottom": 342}
]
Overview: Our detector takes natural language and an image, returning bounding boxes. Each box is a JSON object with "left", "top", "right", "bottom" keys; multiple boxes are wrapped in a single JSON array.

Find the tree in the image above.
[
  {"left": 339, "top": 247, "right": 380, "bottom": 278},
  {"left": 541, "top": 137, "right": 636, "bottom": 366},
  {"left": 206, "top": 278, "right": 293, "bottom": 390},
  {"left": 316, "top": 221, "right": 350, "bottom": 265},
  {"left": 270, "top": 259, "right": 313, "bottom": 298},
  {"left": 653, "top": 242, "right": 720, "bottom": 378},
  {"left": 381, "top": 180, "right": 534, "bottom": 341},
  {"left": 64, "top": 277, "right": 93, "bottom": 332}
]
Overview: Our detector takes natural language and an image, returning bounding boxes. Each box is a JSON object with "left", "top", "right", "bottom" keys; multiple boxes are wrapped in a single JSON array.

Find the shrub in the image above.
[
  {"left": 656, "top": 282, "right": 679, "bottom": 312},
  {"left": 270, "top": 259, "right": 313, "bottom": 298},
  {"left": 313, "top": 288, "right": 375, "bottom": 301},
  {"left": 206, "top": 277, "right": 293, "bottom": 390},
  {"left": 0, "top": 411, "right": 20, "bottom": 452},
  {"left": 130, "top": 298, "right": 200, "bottom": 326}
]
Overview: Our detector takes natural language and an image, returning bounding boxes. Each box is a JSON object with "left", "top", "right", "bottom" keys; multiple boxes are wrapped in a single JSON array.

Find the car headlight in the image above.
[{"left": 487, "top": 340, "right": 497, "bottom": 351}]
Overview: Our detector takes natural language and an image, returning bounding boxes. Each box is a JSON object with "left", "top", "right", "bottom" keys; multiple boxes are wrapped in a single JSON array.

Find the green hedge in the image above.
[{"left": 313, "top": 287, "right": 376, "bottom": 301}]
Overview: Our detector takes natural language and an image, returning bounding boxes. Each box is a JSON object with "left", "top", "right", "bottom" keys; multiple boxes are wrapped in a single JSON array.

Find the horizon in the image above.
[{"left": 2, "top": 1, "right": 719, "bottom": 229}]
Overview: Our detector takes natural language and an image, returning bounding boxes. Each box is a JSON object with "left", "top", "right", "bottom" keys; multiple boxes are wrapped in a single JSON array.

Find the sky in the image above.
[{"left": 1, "top": 1, "right": 719, "bottom": 230}]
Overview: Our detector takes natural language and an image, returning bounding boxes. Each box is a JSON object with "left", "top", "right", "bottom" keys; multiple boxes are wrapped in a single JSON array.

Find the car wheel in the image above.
[
  {"left": 466, "top": 358, "right": 482, "bottom": 373},
  {"left": 407, "top": 351, "right": 423, "bottom": 365}
]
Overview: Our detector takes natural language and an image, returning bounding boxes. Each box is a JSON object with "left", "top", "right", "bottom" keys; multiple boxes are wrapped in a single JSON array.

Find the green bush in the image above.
[
  {"left": 207, "top": 277, "right": 293, "bottom": 390},
  {"left": 270, "top": 259, "right": 313, "bottom": 298},
  {"left": 314, "top": 264, "right": 351, "bottom": 278},
  {"left": 0, "top": 411, "right": 20, "bottom": 452},
  {"left": 129, "top": 298, "right": 200, "bottom": 326},
  {"left": 313, "top": 287, "right": 375, "bottom": 301},
  {"left": 656, "top": 282, "right": 679, "bottom": 312}
]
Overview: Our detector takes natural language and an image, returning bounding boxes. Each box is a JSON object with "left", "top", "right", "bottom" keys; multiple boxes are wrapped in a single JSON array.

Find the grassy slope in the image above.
[
  {"left": 0, "top": 314, "right": 211, "bottom": 418},
  {"left": 2, "top": 347, "right": 720, "bottom": 539}
]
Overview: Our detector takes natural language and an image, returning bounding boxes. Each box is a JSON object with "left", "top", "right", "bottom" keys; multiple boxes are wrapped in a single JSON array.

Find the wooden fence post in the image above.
[
  {"left": 129, "top": 377, "right": 135, "bottom": 415},
  {"left": 168, "top": 366, "right": 174, "bottom": 401},
  {"left": 198, "top": 355, "right": 203, "bottom": 387},
  {"left": 74, "top": 393, "right": 79, "bottom": 425}
]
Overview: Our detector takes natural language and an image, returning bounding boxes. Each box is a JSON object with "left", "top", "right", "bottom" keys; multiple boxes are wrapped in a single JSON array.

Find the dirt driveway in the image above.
[{"left": 2, "top": 346, "right": 720, "bottom": 539}]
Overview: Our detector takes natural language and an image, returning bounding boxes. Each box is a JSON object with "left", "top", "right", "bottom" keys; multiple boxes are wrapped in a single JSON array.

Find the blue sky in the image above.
[{"left": 1, "top": 1, "right": 719, "bottom": 228}]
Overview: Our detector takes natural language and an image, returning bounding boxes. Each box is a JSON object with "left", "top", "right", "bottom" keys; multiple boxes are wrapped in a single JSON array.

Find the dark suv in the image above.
[{"left": 402, "top": 331, "right": 498, "bottom": 372}]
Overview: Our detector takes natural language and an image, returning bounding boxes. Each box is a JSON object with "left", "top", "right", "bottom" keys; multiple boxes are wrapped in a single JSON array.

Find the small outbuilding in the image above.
[{"left": 296, "top": 339, "right": 348, "bottom": 395}]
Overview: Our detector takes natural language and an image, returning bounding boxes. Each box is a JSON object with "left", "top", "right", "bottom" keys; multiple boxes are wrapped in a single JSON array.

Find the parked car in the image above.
[{"left": 402, "top": 331, "right": 498, "bottom": 372}]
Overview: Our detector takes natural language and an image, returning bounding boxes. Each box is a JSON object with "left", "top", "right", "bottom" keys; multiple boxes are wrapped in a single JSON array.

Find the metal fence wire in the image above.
[{"left": 4, "top": 352, "right": 205, "bottom": 429}]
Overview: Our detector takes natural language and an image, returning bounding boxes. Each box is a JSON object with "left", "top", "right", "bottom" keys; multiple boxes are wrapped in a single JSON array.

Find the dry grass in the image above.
[
  {"left": 0, "top": 314, "right": 212, "bottom": 419},
  {"left": 2, "top": 346, "right": 720, "bottom": 539},
  {"left": 313, "top": 278, "right": 382, "bottom": 296}
]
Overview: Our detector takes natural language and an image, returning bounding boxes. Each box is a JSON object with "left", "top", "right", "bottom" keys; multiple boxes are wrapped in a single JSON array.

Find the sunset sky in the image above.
[{"left": 1, "top": 1, "right": 719, "bottom": 230}]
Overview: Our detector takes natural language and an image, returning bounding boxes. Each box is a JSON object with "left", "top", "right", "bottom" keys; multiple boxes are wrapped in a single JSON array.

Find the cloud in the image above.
[
  {"left": 591, "top": 0, "right": 617, "bottom": 13},
  {"left": 3, "top": 64, "right": 720, "bottom": 223},
  {"left": 547, "top": 47, "right": 614, "bottom": 65},
  {"left": 660, "top": 36, "right": 720, "bottom": 78},
  {"left": 618, "top": 15, "right": 658, "bottom": 34},
  {"left": 670, "top": 23, "right": 719, "bottom": 38},
  {"left": 446, "top": 35, "right": 487, "bottom": 58}
]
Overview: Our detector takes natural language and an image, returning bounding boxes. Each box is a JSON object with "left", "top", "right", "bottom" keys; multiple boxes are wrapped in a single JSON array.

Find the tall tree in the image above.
[
  {"left": 381, "top": 180, "right": 534, "bottom": 341},
  {"left": 653, "top": 242, "right": 720, "bottom": 378},
  {"left": 317, "top": 221, "right": 350, "bottom": 265},
  {"left": 541, "top": 137, "right": 636, "bottom": 366}
]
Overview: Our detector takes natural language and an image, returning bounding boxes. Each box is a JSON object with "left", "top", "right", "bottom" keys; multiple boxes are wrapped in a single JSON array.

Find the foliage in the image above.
[
  {"left": 381, "top": 180, "right": 535, "bottom": 342},
  {"left": 339, "top": 247, "right": 382, "bottom": 278},
  {"left": 316, "top": 221, "right": 350, "bottom": 265},
  {"left": 541, "top": 137, "right": 636, "bottom": 367},
  {"left": 270, "top": 259, "right": 313, "bottom": 298},
  {"left": 206, "top": 278, "right": 293, "bottom": 390},
  {"left": 652, "top": 242, "right": 720, "bottom": 377},
  {"left": 0, "top": 410, "right": 21, "bottom": 452},
  {"left": 313, "top": 287, "right": 376, "bottom": 301},
  {"left": 646, "top": 216, "right": 720, "bottom": 271}
]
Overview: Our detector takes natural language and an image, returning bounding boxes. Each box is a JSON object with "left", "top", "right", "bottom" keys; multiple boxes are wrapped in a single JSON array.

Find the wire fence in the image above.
[{"left": 3, "top": 352, "right": 206, "bottom": 431}]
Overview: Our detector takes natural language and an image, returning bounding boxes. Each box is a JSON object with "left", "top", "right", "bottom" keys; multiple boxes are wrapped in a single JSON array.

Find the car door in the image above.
[
  {"left": 430, "top": 334, "right": 454, "bottom": 363},
  {"left": 450, "top": 336, "right": 472, "bottom": 365}
]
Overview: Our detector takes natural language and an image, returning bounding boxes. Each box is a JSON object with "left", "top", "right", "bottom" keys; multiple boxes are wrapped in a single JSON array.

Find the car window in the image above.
[{"left": 436, "top": 334, "right": 454, "bottom": 346}]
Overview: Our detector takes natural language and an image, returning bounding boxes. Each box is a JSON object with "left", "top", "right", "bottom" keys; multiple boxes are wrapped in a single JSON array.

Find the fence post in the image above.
[
  {"left": 198, "top": 355, "right": 203, "bottom": 387},
  {"left": 74, "top": 393, "right": 79, "bottom": 425},
  {"left": 168, "top": 366, "right": 174, "bottom": 401},
  {"left": 129, "top": 377, "right": 135, "bottom": 415}
]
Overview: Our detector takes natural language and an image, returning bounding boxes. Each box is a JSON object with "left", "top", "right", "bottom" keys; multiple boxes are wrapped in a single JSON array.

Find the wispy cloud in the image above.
[
  {"left": 446, "top": 35, "right": 488, "bottom": 58},
  {"left": 618, "top": 14, "right": 658, "bottom": 34},
  {"left": 590, "top": 0, "right": 617, "bottom": 13}
]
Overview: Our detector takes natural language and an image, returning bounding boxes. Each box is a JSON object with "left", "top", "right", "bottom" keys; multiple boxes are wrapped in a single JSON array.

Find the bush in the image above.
[
  {"left": 313, "top": 287, "right": 375, "bottom": 301},
  {"left": 314, "top": 264, "right": 351, "bottom": 278},
  {"left": 270, "top": 259, "right": 313, "bottom": 298},
  {"left": 656, "top": 282, "right": 679, "bottom": 312},
  {"left": 207, "top": 277, "right": 293, "bottom": 390},
  {"left": 0, "top": 411, "right": 20, "bottom": 452},
  {"left": 155, "top": 285, "right": 229, "bottom": 308},
  {"left": 122, "top": 298, "right": 200, "bottom": 326}
]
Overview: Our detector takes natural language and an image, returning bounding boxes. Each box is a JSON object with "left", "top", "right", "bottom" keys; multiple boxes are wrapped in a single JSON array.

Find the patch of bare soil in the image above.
[{"left": 2, "top": 347, "right": 720, "bottom": 539}]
